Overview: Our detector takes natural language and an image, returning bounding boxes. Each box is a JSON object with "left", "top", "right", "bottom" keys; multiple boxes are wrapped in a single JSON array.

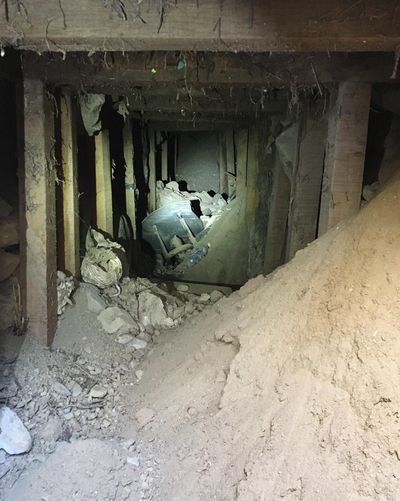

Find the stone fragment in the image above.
[
  {"left": 71, "top": 382, "right": 83, "bottom": 398},
  {"left": 198, "top": 293, "right": 210, "bottom": 303},
  {"left": 89, "top": 386, "right": 108, "bottom": 400},
  {"left": 98, "top": 306, "right": 137, "bottom": 334},
  {"left": 52, "top": 381, "right": 71, "bottom": 397},
  {"left": 117, "top": 334, "right": 134, "bottom": 345},
  {"left": 129, "top": 337, "right": 148, "bottom": 350},
  {"left": 176, "top": 284, "right": 189, "bottom": 292},
  {"left": 127, "top": 456, "right": 140, "bottom": 466},
  {"left": 135, "top": 370, "right": 143, "bottom": 381},
  {"left": 0, "top": 407, "right": 32, "bottom": 455},
  {"left": 135, "top": 407, "right": 155, "bottom": 429},
  {"left": 138, "top": 292, "right": 174, "bottom": 329},
  {"left": 85, "top": 285, "right": 107, "bottom": 313},
  {"left": 210, "top": 290, "right": 224, "bottom": 303}
]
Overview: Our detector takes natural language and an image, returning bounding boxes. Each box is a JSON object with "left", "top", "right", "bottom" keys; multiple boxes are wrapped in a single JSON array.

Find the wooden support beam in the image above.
[
  {"left": 218, "top": 132, "right": 228, "bottom": 194},
  {"left": 95, "top": 129, "right": 113, "bottom": 236},
  {"left": 21, "top": 52, "right": 399, "bottom": 93},
  {"left": 263, "top": 149, "right": 292, "bottom": 275},
  {"left": 286, "top": 113, "right": 327, "bottom": 259},
  {"left": 246, "top": 125, "right": 269, "bottom": 278},
  {"left": 148, "top": 128, "right": 156, "bottom": 213},
  {"left": 318, "top": 82, "right": 371, "bottom": 235},
  {"left": 161, "top": 137, "right": 168, "bottom": 182},
  {"left": 23, "top": 78, "right": 57, "bottom": 346},
  {"left": 123, "top": 119, "right": 137, "bottom": 240},
  {"left": 2, "top": 1, "right": 400, "bottom": 53},
  {"left": 60, "top": 92, "right": 80, "bottom": 276}
]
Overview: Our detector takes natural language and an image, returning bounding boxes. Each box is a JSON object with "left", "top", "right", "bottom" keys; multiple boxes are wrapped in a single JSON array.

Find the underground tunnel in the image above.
[{"left": 1, "top": 1, "right": 400, "bottom": 499}]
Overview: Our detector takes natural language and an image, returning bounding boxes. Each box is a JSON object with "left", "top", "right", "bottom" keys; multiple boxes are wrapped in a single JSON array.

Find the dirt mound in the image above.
[
  {"left": 122, "top": 172, "right": 400, "bottom": 500},
  {"left": 207, "top": 173, "right": 400, "bottom": 499}
]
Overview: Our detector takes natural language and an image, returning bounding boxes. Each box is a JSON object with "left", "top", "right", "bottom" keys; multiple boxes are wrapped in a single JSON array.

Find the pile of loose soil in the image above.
[
  {"left": 119, "top": 172, "right": 400, "bottom": 500},
  {"left": 3, "top": 174, "right": 400, "bottom": 500}
]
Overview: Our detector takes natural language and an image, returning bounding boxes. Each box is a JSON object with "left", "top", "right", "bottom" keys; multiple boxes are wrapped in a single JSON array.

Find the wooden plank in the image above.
[
  {"left": 2, "top": 1, "right": 400, "bottom": 52},
  {"left": 286, "top": 113, "right": 327, "bottom": 259},
  {"left": 318, "top": 82, "right": 371, "bottom": 234},
  {"left": 23, "top": 78, "right": 57, "bottom": 346},
  {"left": 161, "top": 137, "right": 168, "bottom": 181},
  {"left": 123, "top": 118, "right": 137, "bottom": 240},
  {"left": 218, "top": 132, "right": 228, "bottom": 194},
  {"left": 60, "top": 92, "right": 80, "bottom": 276},
  {"left": 21, "top": 52, "right": 399, "bottom": 94},
  {"left": 95, "top": 129, "right": 113, "bottom": 236},
  {"left": 147, "top": 128, "right": 156, "bottom": 212}
]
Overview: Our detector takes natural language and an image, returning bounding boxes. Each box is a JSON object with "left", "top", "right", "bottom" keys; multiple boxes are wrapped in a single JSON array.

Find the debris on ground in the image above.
[
  {"left": 0, "top": 407, "right": 32, "bottom": 455},
  {"left": 81, "top": 228, "right": 126, "bottom": 290},
  {"left": 57, "top": 271, "right": 75, "bottom": 315}
]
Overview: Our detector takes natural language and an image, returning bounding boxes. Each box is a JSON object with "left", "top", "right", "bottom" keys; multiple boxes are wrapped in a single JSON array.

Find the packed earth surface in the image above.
[{"left": 1, "top": 174, "right": 400, "bottom": 500}]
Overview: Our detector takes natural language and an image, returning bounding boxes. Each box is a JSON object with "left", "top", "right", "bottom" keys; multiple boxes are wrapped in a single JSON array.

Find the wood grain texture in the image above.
[{"left": 1, "top": 0, "right": 400, "bottom": 52}]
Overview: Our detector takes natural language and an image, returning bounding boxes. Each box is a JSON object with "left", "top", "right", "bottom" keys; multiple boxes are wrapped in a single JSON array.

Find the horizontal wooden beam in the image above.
[
  {"left": 1, "top": 1, "right": 400, "bottom": 53},
  {"left": 22, "top": 52, "right": 399, "bottom": 91}
]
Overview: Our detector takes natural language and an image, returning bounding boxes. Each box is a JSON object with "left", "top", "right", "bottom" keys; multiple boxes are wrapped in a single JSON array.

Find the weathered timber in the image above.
[
  {"left": 1, "top": 1, "right": 400, "bottom": 52},
  {"left": 23, "top": 78, "right": 57, "bottom": 346}
]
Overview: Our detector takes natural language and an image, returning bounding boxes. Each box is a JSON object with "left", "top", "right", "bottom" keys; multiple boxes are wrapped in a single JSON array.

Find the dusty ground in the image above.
[{"left": 2, "top": 173, "right": 400, "bottom": 500}]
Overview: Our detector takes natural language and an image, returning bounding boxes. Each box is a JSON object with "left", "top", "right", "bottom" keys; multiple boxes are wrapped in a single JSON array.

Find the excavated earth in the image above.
[{"left": 2, "top": 173, "right": 400, "bottom": 500}]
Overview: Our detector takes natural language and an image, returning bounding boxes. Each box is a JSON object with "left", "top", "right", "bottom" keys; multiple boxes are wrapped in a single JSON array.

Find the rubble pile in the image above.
[{"left": 95, "top": 276, "right": 225, "bottom": 348}]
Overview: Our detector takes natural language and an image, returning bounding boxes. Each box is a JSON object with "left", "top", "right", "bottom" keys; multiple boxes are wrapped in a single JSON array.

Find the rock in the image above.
[
  {"left": 176, "top": 283, "right": 189, "bottom": 292},
  {"left": 129, "top": 337, "right": 148, "bottom": 350},
  {"left": 0, "top": 407, "right": 32, "bottom": 454},
  {"left": 135, "top": 407, "right": 155, "bottom": 429},
  {"left": 98, "top": 306, "right": 137, "bottom": 334},
  {"left": 137, "top": 331, "right": 151, "bottom": 343},
  {"left": 85, "top": 286, "right": 107, "bottom": 313},
  {"left": 127, "top": 456, "right": 140, "bottom": 466},
  {"left": 117, "top": 334, "right": 134, "bottom": 345},
  {"left": 135, "top": 370, "right": 143, "bottom": 381},
  {"left": 71, "top": 382, "right": 83, "bottom": 398},
  {"left": 64, "top": 412, "right": 74, "bottom": 421},
  {"left": 138, "top": 292, "right": 174, "bottom": 329},
  {"left": 89, "top": 385, "right": 108, "bottom": 400},
  {"left": 210, "top": 290, "right": 224, "bottom": 303},
  {"left": 52, "top": 381, "right": 71, "bottom": 397},
  {"left": 198, "top": 293, "right": 210, "bottom": 303}
]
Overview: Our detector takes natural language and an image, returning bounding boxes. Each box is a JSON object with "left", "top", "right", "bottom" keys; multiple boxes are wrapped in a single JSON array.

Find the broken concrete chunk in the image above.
[
  {"left": 89, "top": 386, "right": 108, "bottom": 400},
  {"left": 129, "top": 337, "right": 148, "bottom": 350},
  {"left": 98, "top": 306, "right": 137, "bottom": 334},
  {"left": 117, "top": 334, "right": 134, "bottom": 345},
  {"left": 135, "top": 407, "right": 155, "bottom": 429},
  {"left": 198, "top": 293, "right": 211, "bottom": 303},
  {"left": 52, "top": 381, "right": 71, "bottom": 397},
  {"left": 176, "top": 284, "right": 189, "bottom": 292},
  {"left": 0, "top": 407, "right": 32, "bottom": 455},
  {"left": 85, "top": 285, "right": 107, "bottom": 313},
  {"left": 138, "top": 292, "right": 174, "bottom": 329},
  {"left": 210, "top": 290, "right": 224, "bottom": 303}
]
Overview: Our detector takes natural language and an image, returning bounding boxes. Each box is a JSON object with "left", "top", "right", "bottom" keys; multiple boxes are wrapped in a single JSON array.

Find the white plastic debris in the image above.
[{"left": 81, "top": 228, "right": 125, "bottom": 289}]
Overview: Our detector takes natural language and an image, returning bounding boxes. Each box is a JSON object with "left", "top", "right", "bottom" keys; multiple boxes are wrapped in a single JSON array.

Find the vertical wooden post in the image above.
[
  {"left": 286, "top": 113, "right": 327, "bottom": 259},
  {"left": 95, "top": 129, "right": 113, "bottom": 236},
  {"left": 23, "top": 78, "right": 57, "bottom": 346},
  {"left": 161, "top": 136, "right": 168, "bottom": 182},
  {"left": 148, "top": 128, "right": 156, "bottom": 213},
  {"left": 218, "top": 132, "right": 228, "bottom": 194},
  {"left": 123, "top": 118, "right": 137, "bottom": 239},
  {"left": 318, "top": 82, "right": 371, "bottom": 235},
  {"left": 60, "top": 92, "right": 80, "bottom": 276}
]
